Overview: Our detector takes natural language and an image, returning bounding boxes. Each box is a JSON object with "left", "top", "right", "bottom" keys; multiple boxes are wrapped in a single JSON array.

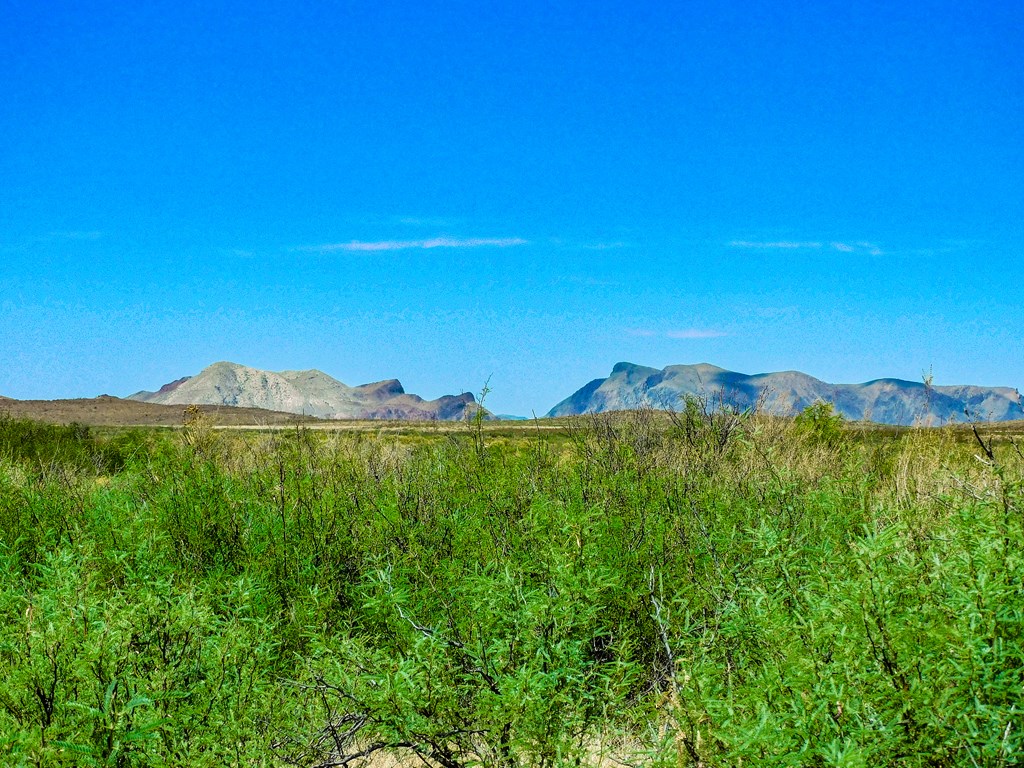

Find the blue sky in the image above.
[{"left": 1, "top": 0, "right": 1021, "bottom": 415}]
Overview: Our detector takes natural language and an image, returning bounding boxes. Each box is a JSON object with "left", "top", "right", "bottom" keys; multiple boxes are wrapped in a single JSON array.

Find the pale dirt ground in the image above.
[{"left": 302, "top": 740, "right": 646, "bottom": 768}]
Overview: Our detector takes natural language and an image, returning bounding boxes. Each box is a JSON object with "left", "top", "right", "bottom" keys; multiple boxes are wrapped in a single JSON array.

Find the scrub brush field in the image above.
[{"left": 0, "top": 406, "right": 1021, "bottom": 767}]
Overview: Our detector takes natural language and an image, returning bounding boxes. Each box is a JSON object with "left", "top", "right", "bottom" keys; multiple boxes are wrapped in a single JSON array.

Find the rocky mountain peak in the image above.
[
  {"left": 128, "top": 362, "right": 486, "bottom": 421},
  {"left": 548, "top": 362, "right": 1024, "bottom": 425}
]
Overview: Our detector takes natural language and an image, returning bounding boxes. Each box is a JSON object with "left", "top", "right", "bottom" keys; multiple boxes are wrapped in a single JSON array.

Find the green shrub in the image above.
[
  {"left": 0, "top": 414, "right": 1020, "bottom": 766},
  {"left": 795, "top": 400, "right": 847, "bottom": 445},
  {"left": 0, "top": 416, "right": 128, "bottom": 475}
]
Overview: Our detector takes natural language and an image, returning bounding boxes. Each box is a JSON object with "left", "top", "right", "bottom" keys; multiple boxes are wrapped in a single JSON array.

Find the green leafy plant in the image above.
[
  {"left": 795, "top": 399, "right": 846, "bottom": 445},
  {"left": 0, "top": 409, "right": 1020, "bottom": 766},
  {"left": 54, "top": 679, "right": 165, "bottom": 767}
]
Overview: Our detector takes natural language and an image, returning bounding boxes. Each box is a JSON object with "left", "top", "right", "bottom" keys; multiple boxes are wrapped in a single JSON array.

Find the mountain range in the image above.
[
  {"left": 6, "top": 361, "right": 1020, "bottom": 427},
  {"left": 546, "top": 362, "right": 1024, "bottom": 425},
  {"left": 128, "top": 362, "right": 483, "bottom": 421}
]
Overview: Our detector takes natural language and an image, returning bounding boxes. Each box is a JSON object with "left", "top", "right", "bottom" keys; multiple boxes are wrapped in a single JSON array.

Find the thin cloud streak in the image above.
[
  {"left": 580, "top": 241, "right": 628, "bottom": 251},
  {"left": 729, "top": 240, "right": 822, "bottom": 249},
  {"left": 308, "top": 237, "right": 528, "bottom": 252},
  {"left": 730, "top": 239, "right": 884, "bottom": 255},
  {"left": 832, "top": 241, "right": 883, "bottom": 255},
  {"left": 855, "top": 241, "right": 884, "bottom": 255}
]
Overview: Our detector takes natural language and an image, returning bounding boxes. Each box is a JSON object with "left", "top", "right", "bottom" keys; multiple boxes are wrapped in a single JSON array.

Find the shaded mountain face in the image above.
[
  {"left": 547, "top": 362, "right": 1024, "bottom": 425},
  {"left": 129, "top": 362, "right": 485, "bottom": 421}
]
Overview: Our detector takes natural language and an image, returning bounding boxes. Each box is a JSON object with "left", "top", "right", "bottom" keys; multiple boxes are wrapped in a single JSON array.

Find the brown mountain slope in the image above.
[{"left": 0, "top": 395, "right": 321, "bottom": 427}]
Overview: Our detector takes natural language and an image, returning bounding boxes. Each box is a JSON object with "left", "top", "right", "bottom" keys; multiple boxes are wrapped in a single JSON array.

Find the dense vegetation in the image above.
[{"left": 0, "top": 406, "right": 1021, "bottom": 767}]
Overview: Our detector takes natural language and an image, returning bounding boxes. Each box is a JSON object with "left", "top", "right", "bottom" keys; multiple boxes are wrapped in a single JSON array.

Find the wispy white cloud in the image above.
[
  {"left": 547, "top": 238, "right": 631, "bottom": 252},
  {"left": 307, "top": 237, "right": 528, "bottom": 252},
  {"left": 830, "top": 241, "right": 883, "bottom": 255},
  {"left": 732, "top": 238, "right": 885, "bottom": 256},
  {"left": 628, "top": 328, "right": 728, "bottom": 339},
  {"left": 580, "top": 241, "right": 628, "bottom": 251},
  {"left": 729, "top": 240, "right": 822, "bottom": 249},
  {"left": 855, "top": 241, "right": 884, "bottom": 255}
]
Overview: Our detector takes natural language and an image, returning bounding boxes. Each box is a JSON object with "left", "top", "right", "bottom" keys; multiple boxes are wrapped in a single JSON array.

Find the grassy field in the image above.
[{"left": 0, "top": 406, "right": 1022, "bottom": 767}]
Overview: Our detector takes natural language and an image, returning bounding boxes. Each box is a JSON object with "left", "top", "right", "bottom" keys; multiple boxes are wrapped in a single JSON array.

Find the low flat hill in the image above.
[{"left": 0, "top": 395, "right": 322, "bottom": 427}]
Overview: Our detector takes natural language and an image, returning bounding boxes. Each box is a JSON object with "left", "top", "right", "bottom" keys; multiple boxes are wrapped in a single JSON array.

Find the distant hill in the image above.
[
  {"left": 0, "top": 395, "right": 320, "bottom": 427},
  {"left": 547, "top": 362, "right": 1024, "bottom": 425},
  {"left": 129, "top": 361, "right": 486, "bottom": 421}
]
